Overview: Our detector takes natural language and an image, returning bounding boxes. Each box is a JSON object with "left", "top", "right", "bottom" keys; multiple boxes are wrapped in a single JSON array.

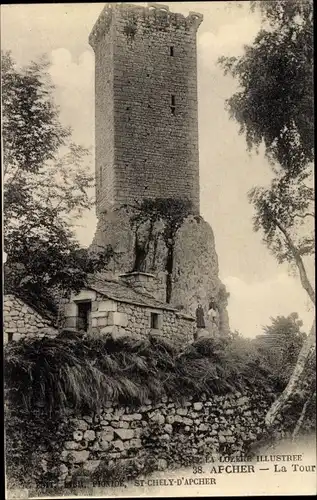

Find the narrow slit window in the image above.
[
  {"left": 170, "top": 46, "right": 174, "bottom": 56},
  {"left": 171, "top": 95, "right": 176, "bottom": 115}
]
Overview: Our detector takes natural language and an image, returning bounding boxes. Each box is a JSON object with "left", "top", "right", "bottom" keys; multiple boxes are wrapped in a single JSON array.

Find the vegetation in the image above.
[
  {"left": 4, "top": 331, "right": 280, "bottom": 415},
  {"left": 218, "top": 0, "right": 314, "bottom": 427},
  {"left": 2, "top": 51, "right": 113, "bottom": 313},
  {"left": 122, "top": 197, "right": 194, "bottom": 302},
  {"left": 5, "top": 324, "right": 314, "bottom": 491},
  {"left": 255, "top": 313, "right": 307, "bottom": 386}
]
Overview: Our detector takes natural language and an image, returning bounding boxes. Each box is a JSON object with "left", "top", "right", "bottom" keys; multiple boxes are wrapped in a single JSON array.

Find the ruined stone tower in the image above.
[
  {"left": 89, "top": 2, "right": 202, "bottom": 215},
  {"left": 89, "top": 3, "right": 230, "bottom": 336}
]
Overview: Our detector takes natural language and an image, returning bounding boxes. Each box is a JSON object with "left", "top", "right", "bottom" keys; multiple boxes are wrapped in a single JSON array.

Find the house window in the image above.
[
  {"left": 77, "top": 301, "right": 92, "bottom": 332},
  {"left": 8, "top": 332, "right": 13, "bottom": 343},
  {"left": 150, "top": 312, "right": 159, "bottom": 330},
  {"left": 170, "top": 46, "right": 174, "bottom": 56},
  {"left": 170, "top": 95, "right": 176, "bottom": 115}
]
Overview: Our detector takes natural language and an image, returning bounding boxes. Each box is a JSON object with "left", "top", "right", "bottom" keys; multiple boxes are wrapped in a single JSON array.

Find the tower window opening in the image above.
[
  {"left": 170, "top": 46, "right": 174, "bottom": 56},
  {"left": 170, "top": 94, "right": 176, "bottom": 115}
]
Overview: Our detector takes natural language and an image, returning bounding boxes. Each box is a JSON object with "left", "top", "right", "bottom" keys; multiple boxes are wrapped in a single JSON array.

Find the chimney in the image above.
[{"left": 119, "top": 271, "right": 166, "bottom": 303}]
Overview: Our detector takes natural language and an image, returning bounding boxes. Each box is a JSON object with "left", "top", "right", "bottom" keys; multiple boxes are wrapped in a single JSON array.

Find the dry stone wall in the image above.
[
  {"left": 57, "top": 390, "right": 275, "bottom": 487},
  {"left": 3, "top": 294, "right": 57, "bottom": 343}
]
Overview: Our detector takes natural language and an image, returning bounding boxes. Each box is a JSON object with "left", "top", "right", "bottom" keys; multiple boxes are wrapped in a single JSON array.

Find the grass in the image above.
[{"left": 4, "top": 331, "right": 279, "bottom": 414}]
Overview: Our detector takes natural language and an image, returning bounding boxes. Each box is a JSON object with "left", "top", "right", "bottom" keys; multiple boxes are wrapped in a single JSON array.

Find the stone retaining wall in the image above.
[
  {"left": 57, "top": 390, "right": 275, "bottom": 487},
  {"left": 3, "top": 294, "right": 57, "bottom": 343}
]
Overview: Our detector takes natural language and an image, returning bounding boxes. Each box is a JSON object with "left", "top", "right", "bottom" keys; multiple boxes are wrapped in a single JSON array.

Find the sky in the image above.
[{"left": 1, "top": 1, "right": 314, "bottom": 337}]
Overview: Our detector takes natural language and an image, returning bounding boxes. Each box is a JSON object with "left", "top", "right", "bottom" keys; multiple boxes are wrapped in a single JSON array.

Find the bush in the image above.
[{"left": 4, "top": 332, "right": 280, "bottom": 415}]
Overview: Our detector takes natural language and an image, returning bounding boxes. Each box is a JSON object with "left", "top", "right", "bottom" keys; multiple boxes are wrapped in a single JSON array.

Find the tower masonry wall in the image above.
[{"left": 90, "top": 3, "right": 203, "bottom": 215}]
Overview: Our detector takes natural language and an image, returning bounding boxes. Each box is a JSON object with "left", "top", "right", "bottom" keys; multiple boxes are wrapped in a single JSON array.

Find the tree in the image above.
[
  {"left": 255, "top": 313, "right": 307, "bottom": 385},
  {"left": 218, "top": 0, "right": 314, "bottom": 427},
  {"left": 2, "top": 51, "right": 112, "bottom": 312}
]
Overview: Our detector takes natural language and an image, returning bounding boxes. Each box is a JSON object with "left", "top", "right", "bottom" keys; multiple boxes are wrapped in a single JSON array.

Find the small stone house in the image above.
[
  {"left": 3, "top": 294, "right": 57, "bottom": 344},
  {"left": 62, "top": 272, "right": 196, "bottom": 344}
]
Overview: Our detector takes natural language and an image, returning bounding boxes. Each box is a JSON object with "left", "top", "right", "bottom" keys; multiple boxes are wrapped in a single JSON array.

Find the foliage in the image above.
[
  {"left": 5, "top": 405, "right": 71, "bottom": 490},
  {"left": 4, "top": 332, "right": 280, "bottom": 416},
  {"left": 249, "top": 173, "right": 314, "bottom": 262},
  {"left": 254, "top": 313, "right": 307, "bottom": 385},
  {"left": 122, "top": 197, "right": 193, "bottom": 301},
  {"left": 218, "top": 0, "right": 315, "bottom": 427},
  {"left": 219, "top": 0, "right": 313, "bottom": 176},
  {"left": 2, "top": 51, "right": 113, "bottom": 308}
]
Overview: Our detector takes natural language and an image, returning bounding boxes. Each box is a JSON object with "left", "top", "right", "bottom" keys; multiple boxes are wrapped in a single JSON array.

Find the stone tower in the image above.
[
  {"left": 89, "top": 3, "right": 230, "bottom": 336},
  {"left": 89, "top": 2, "right": 203, "bottom": 215}
]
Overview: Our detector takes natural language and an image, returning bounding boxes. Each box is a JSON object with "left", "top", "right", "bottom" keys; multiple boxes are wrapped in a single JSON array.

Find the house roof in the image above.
[{"left": 86, "top": 277, "right": 194, "bottom": 320}]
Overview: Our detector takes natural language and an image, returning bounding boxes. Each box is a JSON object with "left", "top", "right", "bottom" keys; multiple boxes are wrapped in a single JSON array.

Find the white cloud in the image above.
[
  {"left": 48, "top": 48, "right": 95, "bottom": 146},
  {"left": 198, "top": 14, "right": 261, "bottom": 64},
  {"left": 223, "top": 273, "right": 314, "bottom": 338}
]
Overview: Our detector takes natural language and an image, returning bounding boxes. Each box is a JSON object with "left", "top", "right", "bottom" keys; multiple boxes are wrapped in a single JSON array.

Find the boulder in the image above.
[
  {"left": 83, "top": 430, "right": 96, "bottom": 441},
  {"left": 114, "top": 429, "right": 134, "bottom": 440}
]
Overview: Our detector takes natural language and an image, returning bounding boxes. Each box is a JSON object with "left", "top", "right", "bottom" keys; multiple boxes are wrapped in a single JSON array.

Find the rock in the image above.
[
  {"left": 160, "top": 434, "right": 170, "bottom": 441},
  {"left": 83, "top": 460, "right": 100, "bottom": 472},
  {"left": 183, "top": 417, "right": 193, "bottom": 426},
  {"left": 60, "top": 464, "right": 68, "bottom": 474},
  {"left": 68, "top": 450, "right": 90, "bottom": 464},
  {"left": 198, "top": 424, "right": 209, "bottom": 432},
  {"left": 193, "top": 402, "right": 203, "bottom": 411},
  {"left": 237, "top": 396, "right": 249, "bottom": 406},
  {"left": 71, "top": 419, "right": 89, "bottom": 431},
  {"left": 150, "top": 413, "right": 165, "bottom": 425},
  {"left": 119, "top": 421, "right": 129, "bottom": 429},
  {"left": 83, "top": 430, "right": 96, "bottom": 441},
  {"left": 157, "top": 459, "right": 168, "bottom": 471},
  {"left": 176, "top": 408, "right": 188, "bottom": 416},
  {"left": 73, "top": 431, "right": 83, "bottom": 442},
  {"left": 226, "top": 436, "right": 236, "bottom": 443},
  {"left": 83, "top": 415, "right": 93, "bottom": 424},
  {"left": 166, "top": 415, "right": 175, "bottom": 424},
  {"left": 129, "top": 438, "right": 142, "bottom": 448},
  {"left": 122, "top": 413, "right": 142, "bottom": 421},
  {"left": 90, "top": 441, "right": 101, "bottom": 451},
  {"left": 99, "top": 429, "right": 114, "bottom": 442},
  {"left": 114, "top": 429, "right": 134, "bottom": 440},
  {"left": 164, "top": 424, "right": 173, "bottom": 434},
  {"left": 64, "top": 441, "right": 82, "bottom": 450},
  {"left": 112, "top": 440, "right": 124, "bottom": 451}
]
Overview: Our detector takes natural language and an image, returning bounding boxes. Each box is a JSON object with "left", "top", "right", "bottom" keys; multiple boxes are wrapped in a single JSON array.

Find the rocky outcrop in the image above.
[{"left": 91, "top": 208, "right": 230, "bottom": 335}]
